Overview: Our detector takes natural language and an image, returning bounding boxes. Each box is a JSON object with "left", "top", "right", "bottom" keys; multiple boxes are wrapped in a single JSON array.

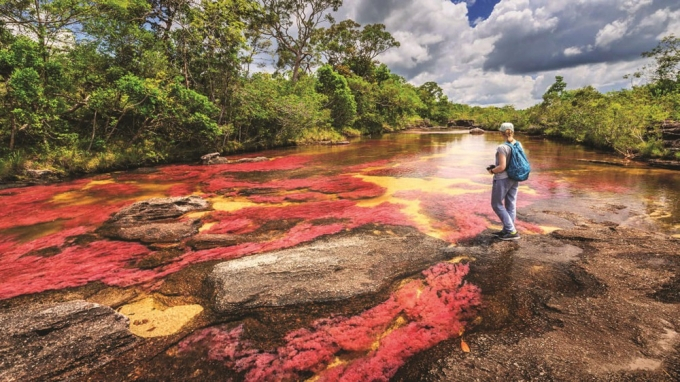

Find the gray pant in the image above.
[{"left": 491, "top": 177, "right": 519, "bottom": 232}]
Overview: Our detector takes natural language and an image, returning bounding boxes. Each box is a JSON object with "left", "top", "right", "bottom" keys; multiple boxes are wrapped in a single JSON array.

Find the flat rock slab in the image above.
[
  {"left": 107, "top": 196, "right": 209, "bottom": 225},
  {"left": 0, "top": 300, "right": 138, "bottom": 382},
  {"left": 99, "top": 196, "right": 209, "bottom": 243},
  {"left": 106, "top": 219, "right": 202, "bottom": 243},
  {"left": 210, "top": 227, "right": 448, "bottom": 315}
]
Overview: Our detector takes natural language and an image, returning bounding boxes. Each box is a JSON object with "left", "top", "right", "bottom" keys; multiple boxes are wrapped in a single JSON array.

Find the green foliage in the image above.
[
  {"left": 416, "top": 81, "right": 455, "bottom": 125},
  {"left": 316, "top": 65, "right": 357, "bottom": 129},
  {"left": 636, "top": 35, "right": 680, "bottom": 95},
  {"left": 316, "top": 20, "right": 399, "bottom": 78},
  {"left": 1, "top": 0, "right": 678, "bottom": 180},
  {"left": 232, "top": 73, "right": 328, "bottom": 147}
]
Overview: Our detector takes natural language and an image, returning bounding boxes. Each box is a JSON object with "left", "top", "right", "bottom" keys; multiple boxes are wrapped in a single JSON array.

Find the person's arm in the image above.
[{"left": 490, "top": 153, "right": 507, "bottom": 174}]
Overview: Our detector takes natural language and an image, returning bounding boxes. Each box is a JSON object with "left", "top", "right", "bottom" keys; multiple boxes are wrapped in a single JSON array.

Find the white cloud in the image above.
[
  {"left": 441, "top": 69, "right": 537, "bottom": 108},
  {"left": 636, "top": 8, "right": 669, "bottom": 31},
  {"left": 564, "top": 47, "right": 582, "bottom": 56},
  {"left": 379, "top": 31, "right": 432, "bottom": 69},
  {"left": 332, "top": 0, "right": 680, "bottom": 108},
  {"left": 621, "top": 0, "right": 652, "bottom": 14},
  {"left": 595, "top": 19, "right": 631, "bottom": 48},
  {"left": 659, "top": 9, "right": 680, "bottom": 39}
]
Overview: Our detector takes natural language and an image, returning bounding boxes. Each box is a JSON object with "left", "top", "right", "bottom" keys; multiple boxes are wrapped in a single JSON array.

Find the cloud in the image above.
[
  {"left": 331, "top": 0, "right": 680, "bottom": 108},
  {"left": 564, "top": 47, "right": 583, "bottom": 56},
  {"left": 595, "top": 19, "right": 631, "bottom": 48}
]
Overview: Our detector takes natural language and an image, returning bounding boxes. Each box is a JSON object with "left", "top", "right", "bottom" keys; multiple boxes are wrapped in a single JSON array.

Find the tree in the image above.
[
  {"left": 258, "top": 0, "right": 342, "bottom": 82},
  {"left": 315, "top": 64, "right": 356, "bottom": 129},
  {"left": 640, "top": 34, "right": 680, "bottom": 94},
  {"left": 542, "top": 75, "right": 567, "bottom": 105},
  {"left": 316, "top": 20, "right": 399, "bottom": 77}
]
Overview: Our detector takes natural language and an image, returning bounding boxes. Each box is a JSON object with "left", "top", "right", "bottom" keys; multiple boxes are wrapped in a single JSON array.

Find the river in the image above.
[{"left": 1, "top": 131, "right": 679, "bottom": 380}]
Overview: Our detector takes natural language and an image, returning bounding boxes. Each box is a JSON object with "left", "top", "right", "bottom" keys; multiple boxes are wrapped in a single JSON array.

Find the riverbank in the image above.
[{"left": 5, "top": 128, "right": 680, "bottom": 190}]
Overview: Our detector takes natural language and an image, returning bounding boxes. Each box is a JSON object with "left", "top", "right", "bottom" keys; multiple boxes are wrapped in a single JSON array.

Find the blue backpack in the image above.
[{"left": 504, "top": 141, "right": 531, "bottom": 181}]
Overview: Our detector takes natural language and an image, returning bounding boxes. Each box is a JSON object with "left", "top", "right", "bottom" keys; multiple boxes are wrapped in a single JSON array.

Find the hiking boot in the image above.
[
  {"left": 492, "top": 229, "right": 509, "bottom": 236},
  {"left": 497, "top": 231, "right": 520, "bottom": 241}
]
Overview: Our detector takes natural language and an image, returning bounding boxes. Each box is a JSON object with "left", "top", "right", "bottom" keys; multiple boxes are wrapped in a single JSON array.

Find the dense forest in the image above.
[{"left": 0, "top": 0, "right": 679, "bottom": 180}]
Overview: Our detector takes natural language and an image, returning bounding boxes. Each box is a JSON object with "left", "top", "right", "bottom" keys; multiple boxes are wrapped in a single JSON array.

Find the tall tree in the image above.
[
  {"left": 258, "top": 0, "right": 342, "bottom": 82},
  {"left": 641, "top": 34, "right": 680, "bottom": 94},
  {"left": 316, "top": 20, "right": 399, "bottom": 78}
]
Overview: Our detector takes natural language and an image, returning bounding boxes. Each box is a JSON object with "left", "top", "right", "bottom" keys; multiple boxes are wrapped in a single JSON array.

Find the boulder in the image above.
[
  {"left": 25, "top": 169, "right": 57, "bottom": 179},
  {"left": 0, "top": 300, "right": 138, "bottom": 381},
  {"left": 98, "top": 196, "right": 209, "bottom": 243},
  {"left": 105, "top": 219, "right": 202, "bottom": 243},
  {"left": 105, "top": 196, "right": 209, "bottom": 225},
  {"left": 469, "top": 127, "right": 485, "bottom": 135},
  {"left": 209, "top": 227, "right": 448, "bottom": 315}
]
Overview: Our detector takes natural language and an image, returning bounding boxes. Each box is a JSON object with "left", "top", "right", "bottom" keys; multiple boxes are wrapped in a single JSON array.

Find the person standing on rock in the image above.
[{"left": 487, "top": 122, "right": 521, "bottom": 240}]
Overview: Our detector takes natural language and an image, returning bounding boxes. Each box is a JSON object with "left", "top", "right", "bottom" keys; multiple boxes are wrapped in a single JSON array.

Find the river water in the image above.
[
  {"left": 1, "top": 131, "right": 679, "bottom": 380},
  {"left": 2, "top": 130, "right": 679, "bottom": 299}
]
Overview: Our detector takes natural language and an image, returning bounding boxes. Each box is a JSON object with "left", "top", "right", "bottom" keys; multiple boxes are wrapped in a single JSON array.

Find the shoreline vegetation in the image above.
[{"left": 1, "top": 1, "right": 679, "bottom": 182}]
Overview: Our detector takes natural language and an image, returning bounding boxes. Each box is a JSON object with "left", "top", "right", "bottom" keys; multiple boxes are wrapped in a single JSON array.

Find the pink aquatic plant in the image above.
[{"left": 179, "top": 262, "right": 481, "bottom": 382}]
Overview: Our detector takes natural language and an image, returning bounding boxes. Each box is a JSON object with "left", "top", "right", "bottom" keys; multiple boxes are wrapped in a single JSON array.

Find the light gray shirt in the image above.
[{"left": 494, "top": 144, "right": 512, "bottom": 180}]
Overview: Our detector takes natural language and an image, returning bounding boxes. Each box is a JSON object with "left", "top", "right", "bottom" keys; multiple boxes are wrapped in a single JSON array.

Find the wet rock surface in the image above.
[
  {"left": 0, "top": 300, "right": 137, "bottom": 382},
  {"left": 98, "top": 196, "right": 209, "bottom": 243},
  {"left": 2, "top": 202, "right": 679, "bottom": 381},
  {"left": 209, "top": 227, "right": 448, "bottom": 314},
  {"left": 394, "top": 223, "right": 680, "bottom": 382}
]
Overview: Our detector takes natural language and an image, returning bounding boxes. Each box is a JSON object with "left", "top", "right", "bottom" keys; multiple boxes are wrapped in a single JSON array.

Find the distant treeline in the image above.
[
  {"left": 454, "top": 35, "right": 680, "bottom": 159},
  {"left": 0, "top": 0, "right": 678, "bottom": 179}
]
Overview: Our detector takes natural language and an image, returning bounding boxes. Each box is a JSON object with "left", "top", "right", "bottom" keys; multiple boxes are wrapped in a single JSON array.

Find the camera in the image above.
[{"left": 486, "top": 164, "right": 496, "bottom": 171}]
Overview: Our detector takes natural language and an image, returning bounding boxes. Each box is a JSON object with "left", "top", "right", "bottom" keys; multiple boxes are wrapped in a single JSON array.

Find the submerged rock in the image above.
[
  {"left": 209, "top": 227, "right": 448, "bottom": 315},
  {"left": 469, "top": 127, "right": 485, "bottom": 134},
  {"left": 0, "top": 300, "right": 138, "bottom": 382},
  {"left": 98, "top": 196, "right": 209, "bottom": 243}
]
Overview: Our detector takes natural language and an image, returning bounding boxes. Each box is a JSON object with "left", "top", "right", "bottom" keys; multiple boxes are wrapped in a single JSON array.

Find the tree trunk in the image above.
[
  {"left": 88, "top": 111, "right": 97, "bottom": 152},
  {"left": 10, "top": 114, "right": 16, "bottom": 151}
]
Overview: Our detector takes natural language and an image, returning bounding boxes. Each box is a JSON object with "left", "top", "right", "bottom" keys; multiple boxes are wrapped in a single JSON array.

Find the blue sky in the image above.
[
  {"left": 336, "top": 0, "right": 680, "bottom": 108},
  {"left": 453, "top": 0, "right": 501, "bottom": 25}
]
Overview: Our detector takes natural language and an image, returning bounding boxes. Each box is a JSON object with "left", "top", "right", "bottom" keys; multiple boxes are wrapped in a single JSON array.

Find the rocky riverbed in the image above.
[{"left": 1, "top": 194, "right": 678, "bottom": 381}]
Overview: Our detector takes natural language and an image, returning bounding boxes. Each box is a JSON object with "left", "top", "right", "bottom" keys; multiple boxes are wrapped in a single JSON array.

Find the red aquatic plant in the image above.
[
  {"left": 179, "top": 262, "right": 481, "bottom": 382},
  {"left": 0, "top": 239, "right": 155, "bottom": 299}
]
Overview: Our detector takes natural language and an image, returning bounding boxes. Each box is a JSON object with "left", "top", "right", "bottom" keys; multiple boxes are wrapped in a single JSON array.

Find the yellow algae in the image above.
[
  {"left": 198, "top": 221, "right": 217, "bottom": 233},
  {"left": 51, "top": 191, "right": 106, "bottom": 205},
  {"left": 209, "top": 196, "right": 264, "bottom": 212},
  {"left": 51, "top": 180, "right": 173, "bottom": 206},
  {"left": 355, "top": 175, "right": 487, "bottom": 239},
  {"left": 371, "top": 316, "right": 408, "bottom": 351},
  {"left": 305, "top": 357, "right": 348, "bottom": 382},
  {"left": 119, "top": 297, "right": 203, "bottom": 338},
  {"left": 518, "top": 184, "right": 539, "bottom": 196},
  {"left": 326, "top": 357, "right": 348, "bottom": 369},
  {"left": 186, "top": 211, "right": 211, "bottom": 220},
  {"left": 82, "top": 179, "right": 115, "bottom": 189},
  {"left": 5, "top": 219, "right": 66, "bottom": 243},
  {"left": 540, "top": 226, "right": 562, "bottom": 234},
  {"left": 447, "top": 256, "right": 476, "bottom": 264},
  {"left": 132, "top": 182, "right": 175, "bottom": 200}
]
